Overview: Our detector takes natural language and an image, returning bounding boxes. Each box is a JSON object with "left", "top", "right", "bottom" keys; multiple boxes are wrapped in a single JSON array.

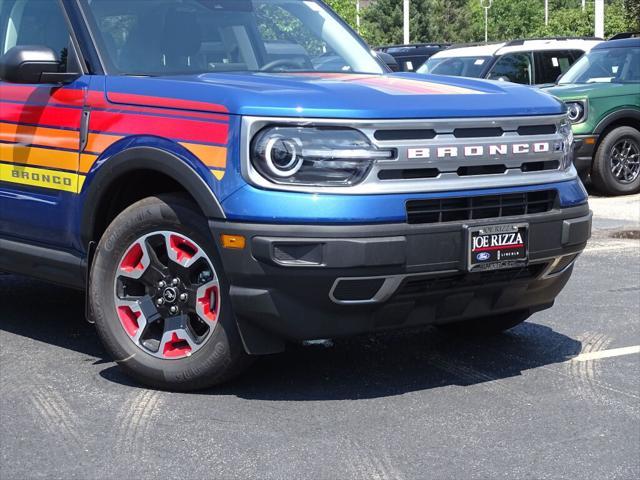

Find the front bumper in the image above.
[
  {"left": 210, "top": 203, "right": 591, "bottom": 354},
  {"left": 573, "top": 135, "right": 598, "bottom": 175}
]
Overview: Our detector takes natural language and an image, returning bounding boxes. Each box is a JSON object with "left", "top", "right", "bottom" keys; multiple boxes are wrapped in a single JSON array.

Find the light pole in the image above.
[
  {"left": 356, "top": 0, "right": 360, "bottom": 34},
  {"left": 545, "top": 0, "right": 549, "bottom": 26},
  {"left": 403, "top": 0, "right": 410, "bottom": 44},
  {"left": 480, "top": 0, "right": 492, "bottom": 44},
  {"left": 595, "top": 0, "right": 604, "bottom": 38}
]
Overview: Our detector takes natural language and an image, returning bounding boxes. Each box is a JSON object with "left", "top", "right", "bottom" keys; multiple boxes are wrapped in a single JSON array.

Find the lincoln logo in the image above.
[{"left": 408, "top": 142, "right": 551, "bottom": 159}]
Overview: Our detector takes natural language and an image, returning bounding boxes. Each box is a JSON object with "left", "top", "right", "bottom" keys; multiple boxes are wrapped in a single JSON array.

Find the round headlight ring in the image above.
[
  {"left": 567, "top": 102, "right": 584, "bottom": 123},
  {"left": 264, "top": 136, "right": 303, "bottom": 178}
]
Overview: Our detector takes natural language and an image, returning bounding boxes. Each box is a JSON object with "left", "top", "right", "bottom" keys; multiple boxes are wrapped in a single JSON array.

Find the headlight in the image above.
[
  {"left": 565, "top": 100, "right": 587, "bottom": 123},
  {"left": 559, "top": 119, "right": 574, "bottom": 170},
  {"left": 251, "top": 126, "right": 393, "bottom": 186}
]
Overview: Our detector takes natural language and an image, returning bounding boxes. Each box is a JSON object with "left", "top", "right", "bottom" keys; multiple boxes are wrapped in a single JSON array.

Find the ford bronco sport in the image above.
[
  {"left": 0, "top": 0, "right": 591, "bottom": 390},
  {"left": 546, "top": 37, "right": 640, "bottom": 196}
]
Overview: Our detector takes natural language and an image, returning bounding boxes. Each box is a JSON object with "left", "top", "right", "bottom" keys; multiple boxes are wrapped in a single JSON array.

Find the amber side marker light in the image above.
[
  {"left": 585, "top": 137, "right": 596, "bottom": 145},
  {"left": 221, "top": 234, "right": 246, "bottom": 249}
]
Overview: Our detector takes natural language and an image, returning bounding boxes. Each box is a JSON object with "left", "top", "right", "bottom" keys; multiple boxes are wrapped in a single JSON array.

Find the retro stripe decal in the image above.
[
  {"left": 0, "top": 102, "right": 82, "bottom": 130},
  {"left": 0, "top": 143, "right": 78, "bottom": 172},
  {"left": 0, "top": 85, "right": 230, "bottom": 193},
  {"left": 0, "top": 122, "right": 79, "bottom": 151},
  {"left": 89, "top": 111, "right": 229, "bottom": 145},
  {"left": 0, "top": 163, "right": 82, "bottom": 193},
  {"left": 292, "top": 73, "right": 482, "bottom": 95}
]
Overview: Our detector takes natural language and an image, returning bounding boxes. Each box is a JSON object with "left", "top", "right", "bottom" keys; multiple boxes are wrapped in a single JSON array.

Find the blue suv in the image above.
[{"left": 0, "top": 0, "right": 591, "bottom": 390}]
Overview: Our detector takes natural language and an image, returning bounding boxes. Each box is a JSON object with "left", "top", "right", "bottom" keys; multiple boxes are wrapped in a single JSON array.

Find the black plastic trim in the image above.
[{"left": 593, "top": 109, "right": 640, "bottom": 135}]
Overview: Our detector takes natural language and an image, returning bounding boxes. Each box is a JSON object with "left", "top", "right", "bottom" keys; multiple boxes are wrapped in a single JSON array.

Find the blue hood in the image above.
[{"left": 105, "top": 72, "right": 565, "bottom": 119}]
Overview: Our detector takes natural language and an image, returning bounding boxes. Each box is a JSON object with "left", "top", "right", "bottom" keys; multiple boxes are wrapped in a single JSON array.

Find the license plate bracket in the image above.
[{"left": 468, "top": 223, "right": 529, "bottom": 272}]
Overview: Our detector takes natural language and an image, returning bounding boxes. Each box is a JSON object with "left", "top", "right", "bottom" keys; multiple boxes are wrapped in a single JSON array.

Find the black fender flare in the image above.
[
  {"left": 80, "top": 146, "right": 225, "bottom": 248},
  {"left": 594, "top": 108, "right": 640, "bottom": 135}
]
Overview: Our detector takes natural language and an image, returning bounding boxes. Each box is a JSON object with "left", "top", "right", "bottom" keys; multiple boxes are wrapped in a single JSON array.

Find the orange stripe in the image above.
[
  {"left": 180, "top": 143, "right": 227, "bottom": 169},
  {"left": 0, "top": 144, "right": 77, "bottom": 172},
  {"left": 85, "top": 133, "right": 122, "bottom": 153},
  {"left": 81, "top": 133, "right": 227, "bottom": 172},
  {"left": 0, "top": 122, "right": 79, "bottom": 151},
  {"left": 80, "top": 153, "right": 98, "bottom": 174}
]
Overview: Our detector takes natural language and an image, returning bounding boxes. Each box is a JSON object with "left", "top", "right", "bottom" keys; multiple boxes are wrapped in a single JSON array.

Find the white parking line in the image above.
[{"left": 571, "top": 345, "right": 640, "bottom": 362}]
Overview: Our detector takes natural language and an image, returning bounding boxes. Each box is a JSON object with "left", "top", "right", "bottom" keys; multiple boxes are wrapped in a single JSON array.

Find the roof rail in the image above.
[
  {"left": 375, "top": 43, "right": 450, "bottom": 51},
  {"left": 504, "top": 36, "right": 603, "bottom": 46},
  {"left": 609, "top": 32, "right": 640, "bottom": 40},
  {"left": 444, "top": 41, "right": 504, "bottom": 49}
]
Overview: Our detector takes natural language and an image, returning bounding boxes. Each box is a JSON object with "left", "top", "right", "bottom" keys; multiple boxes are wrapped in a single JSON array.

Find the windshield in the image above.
[
  {"left": 417, "top": 56, "right": 491, "bottom": 78},
  {"left": 80, "top": 0, "right": 384, "bottom": 75},
  {"left": 559, "top": 47, "right": 640, "bottom": 84}
]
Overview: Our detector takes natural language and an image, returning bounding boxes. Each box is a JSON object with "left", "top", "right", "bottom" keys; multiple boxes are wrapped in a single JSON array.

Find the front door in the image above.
[{"left": 0, "top": 0, "right": 86, "bottom": 248}]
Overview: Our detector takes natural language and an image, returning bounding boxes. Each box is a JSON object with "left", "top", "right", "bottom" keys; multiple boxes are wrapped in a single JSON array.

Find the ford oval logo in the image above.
[{"left": 476, "top": 252, "right": 491, "bottom": 261}]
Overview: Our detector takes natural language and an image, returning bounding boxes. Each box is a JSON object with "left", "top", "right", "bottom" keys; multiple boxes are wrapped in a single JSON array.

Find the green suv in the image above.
[{"left": 546, "top": 38, "right": 640, "bottom": 195}]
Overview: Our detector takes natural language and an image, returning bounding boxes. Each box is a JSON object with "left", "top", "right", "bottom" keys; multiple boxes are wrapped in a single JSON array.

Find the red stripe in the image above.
[
  {"left": 108, "top": 92, "right": 228, "bottom": 114},
  {"left": 0, "top": 84, "right": 84, "bottom": 106},
  {"left": 86, "top": 91, "right": 229, "bottom": 122},
  {"left": 473, "top": 243, "right": 525, "bottom": 252},
  {"left": 0, "top": 102, "right": 81, "bottom": 129},
  {"left": 90, "top": 111, "right": 228, "bottom": 145}
]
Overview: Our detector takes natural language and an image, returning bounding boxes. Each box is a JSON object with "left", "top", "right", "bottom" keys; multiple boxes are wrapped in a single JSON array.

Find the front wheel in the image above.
[
  {"left": 438, "top": 310, "right": 532, "bottom": 335},
  {"left": 89, "top": 194, "right": 251, "bottom": 391},
  {"left": 591, "top": 126, "right": 640, "bottom": 196}
]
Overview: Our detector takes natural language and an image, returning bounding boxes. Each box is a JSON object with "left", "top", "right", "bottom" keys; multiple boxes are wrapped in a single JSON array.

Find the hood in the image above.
[
  {"left": 545, "top": 82, "right": 636, "bottom": 101},
  {"left": 105, "top": 72, "right": 565, "bottom": 119}
]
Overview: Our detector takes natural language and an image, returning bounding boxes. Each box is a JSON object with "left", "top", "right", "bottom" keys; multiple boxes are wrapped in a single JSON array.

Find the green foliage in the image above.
[
  {"left": 325, "top": 0, "right": 358, "bottom": 27},
  {"left": 354, "top": 0, "right": 639, "bottom": 46}
]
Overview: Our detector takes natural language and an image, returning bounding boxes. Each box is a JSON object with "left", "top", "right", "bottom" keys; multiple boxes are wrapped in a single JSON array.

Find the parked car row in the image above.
[{"left": 378, "top": 35, "right": 639, "bottom": 196}]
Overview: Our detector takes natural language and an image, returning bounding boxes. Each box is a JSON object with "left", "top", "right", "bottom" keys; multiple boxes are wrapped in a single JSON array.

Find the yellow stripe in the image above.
[
  {"left": 211, "top": 169, "right": 225, "bottom": 180},
  {"left": 0, "top": 164, "right": 81, "bottom": 193},
  {"left": 0, "top": 143, "right": 77, "bottom": 172}
]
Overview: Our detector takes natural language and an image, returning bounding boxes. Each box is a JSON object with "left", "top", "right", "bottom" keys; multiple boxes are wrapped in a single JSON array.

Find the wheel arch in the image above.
[
  {"left": 80, "top": 145, "right": 226, "bottom": 250},
  {"left": 593, "top": 108, "right": 640, "bottom": 137}
]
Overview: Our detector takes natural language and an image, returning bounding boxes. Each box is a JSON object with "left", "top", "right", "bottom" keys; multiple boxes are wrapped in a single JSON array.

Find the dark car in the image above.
[{"left": 375, "top": 43, "right": 449, "bottom": 72}]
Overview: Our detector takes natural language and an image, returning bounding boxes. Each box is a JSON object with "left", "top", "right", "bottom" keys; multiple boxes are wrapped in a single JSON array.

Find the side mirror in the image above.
[
  {"left": 376, "top": 51, "right": 400, "bottom": 72},
  {"left": 0, "top": 45, "right": 79, "bottom": 84}
]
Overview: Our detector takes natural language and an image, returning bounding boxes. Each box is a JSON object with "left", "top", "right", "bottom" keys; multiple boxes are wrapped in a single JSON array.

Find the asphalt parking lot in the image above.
[{"left": 1, "top": 194, "right": 639, "bottom": 480}]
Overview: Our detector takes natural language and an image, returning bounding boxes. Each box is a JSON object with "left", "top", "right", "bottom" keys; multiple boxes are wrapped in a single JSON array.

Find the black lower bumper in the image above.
[
  {"left": 210, "top": 204, "right": 591, "bottom": 354},
  {"left": 573, "top": 135, "right": 598, "bottom": 176}
]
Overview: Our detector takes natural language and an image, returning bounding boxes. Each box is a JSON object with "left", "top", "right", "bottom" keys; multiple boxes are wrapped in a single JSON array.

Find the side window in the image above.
[
  {"left": 535, "top": 50, "right": 580, "bottom": 84},
  {"left": 0, "top": 0, "right": 74, "bottom": 71},
  {"left": 487, "top": 52, "right": 533, "bottom": 84}
]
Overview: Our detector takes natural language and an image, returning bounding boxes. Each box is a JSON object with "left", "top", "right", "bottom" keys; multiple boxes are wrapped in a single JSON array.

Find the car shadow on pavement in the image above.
[{"left": 1, "top": 275, "right": 582, "bottom": 400}]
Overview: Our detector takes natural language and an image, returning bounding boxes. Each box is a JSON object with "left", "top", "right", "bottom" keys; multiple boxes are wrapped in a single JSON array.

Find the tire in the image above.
[
  {"left": 89, "top": 193, "right": 252, "bottom": 391},
  {"left": 591, "top": 126, "right": 640, "bottom": 196},
  {"left": 438, "top": 310, "right": 531, "bottom": 336}
]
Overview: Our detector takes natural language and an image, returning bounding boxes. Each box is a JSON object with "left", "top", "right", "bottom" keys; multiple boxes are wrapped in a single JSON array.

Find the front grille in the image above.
[{"left": 406, "top": 190, "right": 556, "bottom": 224}]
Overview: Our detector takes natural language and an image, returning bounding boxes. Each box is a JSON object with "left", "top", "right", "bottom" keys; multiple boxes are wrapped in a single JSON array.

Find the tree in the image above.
[
  {"left": 355, "top": 0, "right": 639, "bottom": 46},
  {"left": 325, "top": 0, "right": 358, "bottom": 28}
]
